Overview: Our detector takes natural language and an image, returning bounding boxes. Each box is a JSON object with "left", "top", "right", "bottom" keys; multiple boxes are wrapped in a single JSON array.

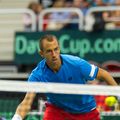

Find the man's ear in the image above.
[{"left": 39, "top": 50, "right": 44, "bottom": 58}]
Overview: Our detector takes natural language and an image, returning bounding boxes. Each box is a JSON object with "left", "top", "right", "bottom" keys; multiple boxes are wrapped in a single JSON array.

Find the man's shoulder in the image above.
[
  {"left": 38, "top": 59, "right": 46, "bottom": 68},
  {"left": 61, "top": 54, "right": 82, "bottom": 61},
  {"left": 61, "top": 54, "right": 85, "bottom": 66},
  {"left": 32, "top": 59, "right": 46, "bottom": 74}
]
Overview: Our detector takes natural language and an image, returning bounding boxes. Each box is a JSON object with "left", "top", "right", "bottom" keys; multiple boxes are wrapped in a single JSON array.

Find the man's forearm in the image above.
[
  {"left": 102, "top": 71, "right": 117, "bottom": 85},
  {"left": 16, "top": 103, "right": 31, "bottom": 119},
  {"left": 12, "top": 102, "right": 31, "bottom": 120},
  {"left": 12, "top": 92, "right": 36, "bottom": 120},
  {"left": 97, "top": 68, "right": 118, "bottom": 86}
]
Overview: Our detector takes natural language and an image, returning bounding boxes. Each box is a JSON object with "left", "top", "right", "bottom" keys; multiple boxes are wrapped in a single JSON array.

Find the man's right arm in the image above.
[{"left": 12, "top": 92, "right": 36, "bottom": 120}]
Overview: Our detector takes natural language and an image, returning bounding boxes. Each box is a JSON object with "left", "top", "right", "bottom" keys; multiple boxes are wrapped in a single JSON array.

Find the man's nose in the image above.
[{"left": 51, "top": 51, "right": 56, "bottom": 56}]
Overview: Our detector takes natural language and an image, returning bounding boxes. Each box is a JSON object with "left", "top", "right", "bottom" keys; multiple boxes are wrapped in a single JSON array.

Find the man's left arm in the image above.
[{"left": 96, "top": 68, "right": 118, "bottom": 86}]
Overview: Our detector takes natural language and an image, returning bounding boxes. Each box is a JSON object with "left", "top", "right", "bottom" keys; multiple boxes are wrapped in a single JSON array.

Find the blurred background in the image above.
[
  {"left": 0, "top": 0, "right": 120, "bottom": 120},
  {"left": 0, "top": 0, "right": 120, "bottom": 73}
]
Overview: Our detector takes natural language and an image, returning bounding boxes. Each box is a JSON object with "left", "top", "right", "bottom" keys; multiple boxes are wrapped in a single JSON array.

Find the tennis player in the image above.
[{"left": 12, "top": 34, "right": 118, "bottom": 120}]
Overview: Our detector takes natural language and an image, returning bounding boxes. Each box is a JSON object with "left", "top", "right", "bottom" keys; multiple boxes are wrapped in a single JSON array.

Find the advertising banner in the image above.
[{"left": 15, "top": 30, "right": 120, "bottom": 64}]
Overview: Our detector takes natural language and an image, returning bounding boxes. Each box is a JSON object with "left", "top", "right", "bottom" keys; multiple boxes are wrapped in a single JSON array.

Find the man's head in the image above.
[{"left": 39, "top": 34, "right": 61, "bottom": 71}]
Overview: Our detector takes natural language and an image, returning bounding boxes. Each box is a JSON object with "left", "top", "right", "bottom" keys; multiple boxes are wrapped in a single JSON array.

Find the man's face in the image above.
[{"left": 40, "top": 37, "right": 60, "bottom": 67}]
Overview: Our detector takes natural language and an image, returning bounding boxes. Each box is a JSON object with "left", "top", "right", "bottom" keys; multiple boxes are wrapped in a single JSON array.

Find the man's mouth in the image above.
[{"left": 52, "top": 58, "right": 57, "bottom": 62}]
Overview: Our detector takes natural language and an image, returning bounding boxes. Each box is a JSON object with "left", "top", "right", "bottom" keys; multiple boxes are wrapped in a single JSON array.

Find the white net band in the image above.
[{"left": 0, "top": 80, "right": 120, "bottom": 96}]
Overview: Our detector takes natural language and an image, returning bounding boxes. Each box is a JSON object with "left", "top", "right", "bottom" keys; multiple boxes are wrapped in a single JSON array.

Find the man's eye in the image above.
[
  {"left": 55, "top": 48, "right": 58, "bottom": 51},
  {"left": 46, "top": 50, "right": 51, "bottom": 53}
]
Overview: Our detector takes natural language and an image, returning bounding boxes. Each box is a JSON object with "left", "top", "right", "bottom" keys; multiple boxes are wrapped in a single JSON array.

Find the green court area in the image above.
[
  {"left": 0, "top": 96, "right": 120, "bottom": 120},
  {"left": 0, "top": 112, "right": 43, "bottom": 120},
  {"left": 0, "top": 112, "right": 120, "bottom": 120}
]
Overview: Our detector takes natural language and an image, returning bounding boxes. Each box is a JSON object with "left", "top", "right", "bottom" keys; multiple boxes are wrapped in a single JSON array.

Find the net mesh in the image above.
[{"left": 0, "top": 79, "right": 120, "bottom": 120}]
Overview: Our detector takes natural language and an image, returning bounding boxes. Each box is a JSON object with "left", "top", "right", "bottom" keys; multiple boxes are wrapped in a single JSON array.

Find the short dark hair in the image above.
[{"left": 39, "top": 34, "right": 57, "bottom": 50}]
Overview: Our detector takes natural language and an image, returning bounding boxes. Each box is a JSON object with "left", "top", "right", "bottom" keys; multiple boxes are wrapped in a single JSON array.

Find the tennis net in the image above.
[{"left": 0, "top": 79, "right": 120, "bottom": 120}]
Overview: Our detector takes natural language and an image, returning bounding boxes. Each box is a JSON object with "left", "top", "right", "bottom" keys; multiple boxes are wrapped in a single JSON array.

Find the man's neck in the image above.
[{"left": 47, "top": 58, "right": 62, "bottom": 73}]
